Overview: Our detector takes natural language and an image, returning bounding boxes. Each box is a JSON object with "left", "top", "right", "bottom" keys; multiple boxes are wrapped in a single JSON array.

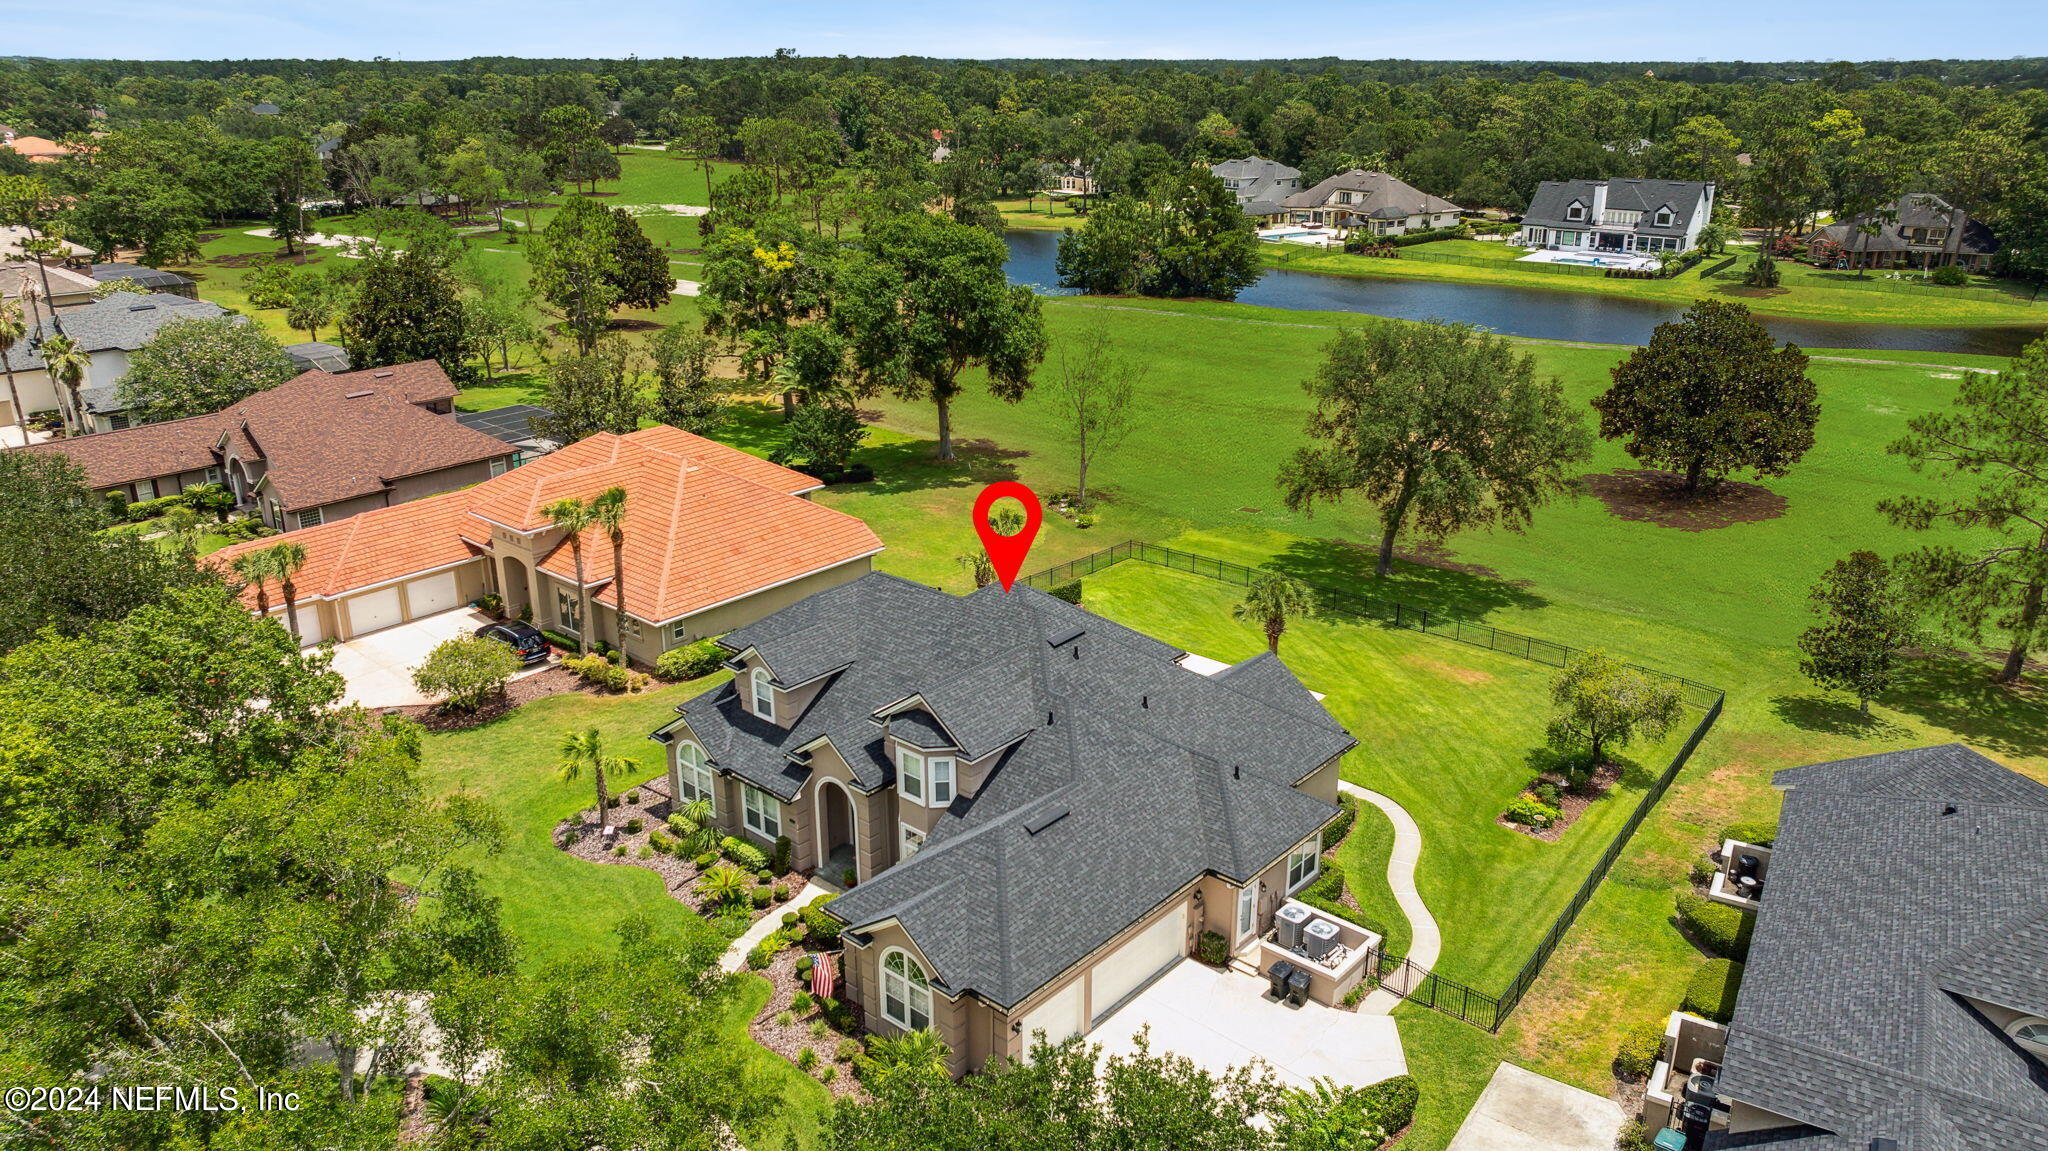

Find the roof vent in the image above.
[
  {"left": 1870, "top": 1141, "right": 1899, "bottom": 1151},
  {"left": 127, "top": 303, "right": 156, "bottom": 311},
  {"left": 1233, "top": 765, "right": 1241, "bottom": 780},
  {"left": 1024, "top": 808, "right": 1070, "bottom": 836},
  {"left": 1141, "top": 695, "right": 1149, "bottom": 709},
  {"left": 372, "top": 370, "right": 395, "bottom": 378},
  {"left": 1048, "top": 625, "right": 1084, "bottom": 647},
  {"left": 1943, "top": 803, "right": 1958, "bottom": 815},
  {"left": 344, "top": 389, "right": 374, "bottom": 399}
]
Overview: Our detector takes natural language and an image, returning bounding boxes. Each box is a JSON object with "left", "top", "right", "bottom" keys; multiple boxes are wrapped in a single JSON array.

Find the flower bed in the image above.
[
  {"left": 1496, "top": 761, "right": 1624, "bottom": 841},
  {"left": 554, "top": 777, "right": 806, "bottom": 920},
  {"left": 749, "top": 948, "right": 868, "bottom": 1099}
]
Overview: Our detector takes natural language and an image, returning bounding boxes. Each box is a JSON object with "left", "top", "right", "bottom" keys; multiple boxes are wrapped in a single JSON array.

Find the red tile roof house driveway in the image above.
[
  {"left": 208, "top": 424, "right": 883, "bottom": 661},
  {"left": 29, "top": 361, "right": 515, "bottom": 531}
]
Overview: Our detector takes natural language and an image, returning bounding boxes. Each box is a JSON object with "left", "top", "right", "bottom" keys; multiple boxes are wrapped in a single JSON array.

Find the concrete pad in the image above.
[
  {"left": 1446, "top": 1062, "right": 1626, "bottom": 1151},
  {"left": 672, "top": 279, "right": 702, "bottom": 296},
  {"left": 329, "top": 607, "right": 550, "bottom": 709},
  {"left": 1088, "top": 960, "right": 1406, "bottom": 1090}
]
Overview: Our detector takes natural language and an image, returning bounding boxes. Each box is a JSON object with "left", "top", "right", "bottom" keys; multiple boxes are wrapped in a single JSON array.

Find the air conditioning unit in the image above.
[
  {"left": 1304, "top": 917, "right": 1341, "bottom": 961},
  {"left": 1276, "top": 902, "right": 1312, "bottom": 949}
]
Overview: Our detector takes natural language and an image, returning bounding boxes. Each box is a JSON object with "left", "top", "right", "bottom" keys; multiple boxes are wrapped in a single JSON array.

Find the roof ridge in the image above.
[{"left": 1739, "top": 1007, "right": 2045, "bottom": 1122}]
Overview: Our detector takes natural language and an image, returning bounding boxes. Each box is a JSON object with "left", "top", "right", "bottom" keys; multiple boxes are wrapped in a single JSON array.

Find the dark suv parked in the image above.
[{"left": 475, "top": 620, "right": 550, "bottom": 665}]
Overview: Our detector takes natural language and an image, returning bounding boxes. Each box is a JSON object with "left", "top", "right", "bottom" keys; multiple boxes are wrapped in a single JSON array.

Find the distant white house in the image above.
[
  {"left": 1048, "top": 161, "right": 1095, "bottom": 197},
  {"left": 1210, "top": 156, "right": 1301, "bottom": 225},
  {"left": 1516, "top": 179, "right": 1715, "bottom": 256}
]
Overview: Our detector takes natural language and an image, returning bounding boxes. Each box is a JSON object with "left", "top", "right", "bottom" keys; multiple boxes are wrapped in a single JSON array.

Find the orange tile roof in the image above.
[
  {"left": 5, "top": 137, "right": 77, "bottom": 162},
  {"left": 209, "top": 426, "right": 881, "bottom": 620}
]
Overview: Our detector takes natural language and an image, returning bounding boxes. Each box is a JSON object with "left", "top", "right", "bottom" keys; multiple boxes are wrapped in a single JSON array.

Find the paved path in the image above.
[
  {"left": 719, "top": 879, "right": 832, "bottom": 972},
  {"left": 1337, "top": 782, "right": 1442, "bottom": 1015},
  {"left": 1445, "top": 1062, "right": 1625, "bottom": 1151}
]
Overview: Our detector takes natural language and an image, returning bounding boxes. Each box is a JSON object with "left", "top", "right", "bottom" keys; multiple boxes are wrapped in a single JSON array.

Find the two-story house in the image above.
[
  {"left": 1802, "top": 193, "right": 1998, "bottom": 272},
  {"left": 650, "top": 573, "right": 1356, "bottom": 1076},
  {"left": 1638, "top": 744, "right": 2048, "bottom": 1150},
  {"left": 1516, "top": 178, "right": 1715, "bottom": 256},
  {"left": 0, "top": 292, "right": 227, "bottom": 432},
  {"left": 1210, "top": 156, "right": 1302, "bottom": 226},
  {"left": 1280, "top": 170, "right": 1461, "bottom": 237}
]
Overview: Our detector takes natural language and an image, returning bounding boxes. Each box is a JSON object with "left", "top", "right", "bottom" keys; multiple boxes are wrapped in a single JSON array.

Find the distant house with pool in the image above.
[{"left": 1517, "top": 178, "right": 1715, "bottom": 257}]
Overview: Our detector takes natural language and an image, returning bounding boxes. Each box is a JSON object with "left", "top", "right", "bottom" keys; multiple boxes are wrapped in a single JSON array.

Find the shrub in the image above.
[
  {"left": 649, "top": 831, "right": 675, "bottom": 854},
  {"left": 696, "top": 862, "right": 752, "bottom": 907},
  {"left": 1049, "top": 580, "right": 1082, "bottom": 604},
  {"left": 1722, "top": 818, "right": 1778, "bottom": 848},
  {"left": 775, "top": 1010, "right": 794, "bottom": 1027},
  {"left": 1305, "top": 857, "right": 1346, "bottom": 901},
  {"left": 818, "top": 1064, "right": 836, "bottom": 1083},
  {"left": 411, "top": 636, "right": 523, "bottom": 713},
  {"left": 720, "top": 836, "right": 768, "bottom": 871},
  {"left": 612, "top": 844, "right": 627, "bottom": 856},
  {"left": 1615, "top": 1119, "right": 1655, "bottom": 1151},
  {"left": 773, "top": 883, "right": 789, "bottom": 900},
  {"left": 1534, "top": 781, "right": 1562, "bottom": 805},
  {"left": 473, "top": 591, "right": 505, "bottom": 617},
  {"left": 756, "top": 870, "right": 773, "bottom": 884},
  {"left": 1074, "top": 511, "right": 1097, "bottom": 529},
  {"left": 626, "top": 791, "right": 641, "bottom": 804},
  {"left": 792, "top": 989, "right": 815, "bottom": 1014},
  {"left": 771, "top": 834, "right": 794, "bottom": 874},
  {"left": 1675, "top": 892, "right": 1753, "bottom": 959},
  {"left": 809, "top": 1018, "right": 830, "bottom": 1039},
  {"left": 1613, "top": 1021, "right": 1665, "bottom": 1080},
  {"left": 1505, "top": 796, "right": 1560, "bottom": 828},
  {"left": 836, "top": 1038, "right": 863, "bottom": 1063},
  {"left": 656, "top": 637, "right": 727, "bottom": 681},
  {"left": 1322, "top": 791, "right": 1358, "bottom": 850},
  {"left": 1276, "top": 1075, "right": 1418, "bottom": 1149},
  {"left": 1688, "top": 858, "right": 1714, "bottom": 887},
  {"left": 800, "top": 895, "right": 842, "bottom": 949},
  {"left": 1682, "top": 958, "right": 1745, "bottom": 1023},
  {"left": 624, "top": 817, "right": 644, "bottom": 834},
  {"left": 796, "top": 1047, "right": 818, "bottom": 1071},
  {"left": 124, "top": 494, "right": 185, "bottom": 522},
  {"left": 821, "top": 996, "right": 856, "bottom": 1032},
  {"left": 751, "top": 887, "right": 771, "bottom": 909},
  {"left": 1930, "top": 263, "right": 1969, "bottom": 286},
  {"left": 795, "top": 954, "right": 814, "bottom": 977},
  {"left": 693, "top": 852, "right": 716, "bottom": 868},
  {"left": 746, "top": 930, "right": 790, "bottom": 969},
  {"left": 563, "top": 653, "right": 630, "bottom": 691},
  {"left": 781, "top": 911, "right": 800, "bottom": 927},
  {"left": 635, "top": 845, "right": 654, "bottom": 859},
  {"left": 1197, "top": 930, "right": 1229, "bottom": 966},
  {"left": 1744, "top": 252, "right": 1781, "bottom": 288}
]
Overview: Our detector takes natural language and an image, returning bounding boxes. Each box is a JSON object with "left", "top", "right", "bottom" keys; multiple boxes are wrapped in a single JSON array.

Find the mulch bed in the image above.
[
  {"left": 554, "top": 777, "right": 806, "bottom": 918},
  {"left": 749, "top": 948, "right": 869, "bottom": 1099},
  {"left": 1497, "top": 761, "right": 1625, "bottom": 841},
  {"left": 1583, "top": 470, "right": 1788, "bottom": 532},
  {"left": 391, "top": 665, "right": 585, "bottom": 729}
]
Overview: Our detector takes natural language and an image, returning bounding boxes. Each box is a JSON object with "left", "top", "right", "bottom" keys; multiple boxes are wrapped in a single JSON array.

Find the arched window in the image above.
[
  {"left": 676, "top": 740, "right": 714, "bottom": 813},
  {"left": 2011, "top": 1017, "right": 2048, "bottom": 1058},
  {"left": 751, "top": 668, "right": 775, "bottom": 722},
  {"left": 881, "top": 948, "right": 933, "bottom": 1032}
]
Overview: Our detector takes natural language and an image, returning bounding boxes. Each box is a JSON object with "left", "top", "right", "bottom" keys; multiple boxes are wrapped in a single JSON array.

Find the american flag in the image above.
[{"left": 811, "top": 952, "right": 836, "bottom": 1000}]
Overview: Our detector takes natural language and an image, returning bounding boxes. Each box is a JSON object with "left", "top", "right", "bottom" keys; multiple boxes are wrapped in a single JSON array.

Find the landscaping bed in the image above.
[
  {"left": 748, "top": 948, "right": 869, "bottom": 1099},
  {"left": 396, "top": 665, "right": 585, "bottom": 730},
  {"left": 553, "top": 778, "right": 806, "bottom": 921},
  {"left": 1497, "top": 761, "right": 1624, "bottom": 841}
]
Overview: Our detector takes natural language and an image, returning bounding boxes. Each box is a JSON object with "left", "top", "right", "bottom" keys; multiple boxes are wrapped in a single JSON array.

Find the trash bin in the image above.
[
  {"left": 1651, "top": 1129, "right": 1687, "bottom": 1151},
  {"left": 1266, "top": 960, "right": 1296, "bottom": 999},
  {"left": 1286, "top": 968, "right": 1312, "bottom": 1006}
]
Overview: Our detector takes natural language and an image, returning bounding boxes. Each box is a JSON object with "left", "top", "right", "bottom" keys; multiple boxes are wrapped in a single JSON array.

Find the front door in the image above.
[{"left": 1235, "top": 883, "right": 1256, "bottom": 943}]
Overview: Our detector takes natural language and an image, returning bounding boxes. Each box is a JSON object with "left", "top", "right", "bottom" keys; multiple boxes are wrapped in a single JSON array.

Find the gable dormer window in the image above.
[
  {"left": 750, "top": 668, "right": 775, "bottom": 722},
  {"left": 895, "top": 746, "right": 954, "bottom": 808},
  {"left": 1655, "top": 207, "right": 1673, "bottom": 226},
  {"left": 1566, "top": 201, "right": 1585, "bottom": 221}
]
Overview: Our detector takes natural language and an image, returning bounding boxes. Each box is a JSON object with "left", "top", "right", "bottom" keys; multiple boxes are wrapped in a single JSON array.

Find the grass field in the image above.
[
  {"left": 414, "top": 672, "right": 831, "bottom": 1150},
  {"left": 1265, "top": 237, "right": 2047, "bottom": 328}
]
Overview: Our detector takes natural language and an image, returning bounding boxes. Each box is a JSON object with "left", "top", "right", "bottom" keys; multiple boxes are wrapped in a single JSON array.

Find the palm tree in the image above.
[
  {"left": 674, "top": 796, "right": 716, "bottom": 857},
  {"left": 542, "top": 496, "right": 596, "bottom": 657},
  {"left": 0, "top": 299, "right": 28, "bottom": 441},
  {"left": 265, "top": 541, "right": 308, "bottom": 642},
  {"left": 1232, "top": 572, "right": 1315, "bottom": 655},
  {"left": 38, "top": 333, "right": 92, "bottom": 436},
  {"left": 696, "top": 862, "right": 751, "bottom": 907},
  {"left": 231, "top": 549, "right": 277, "bottom": 619},
  {"left": 588, "top": 486, "right": 630, "bottom": 666},
  {"left": 558, "top": 726, "right": 634, "bottom": 830}
]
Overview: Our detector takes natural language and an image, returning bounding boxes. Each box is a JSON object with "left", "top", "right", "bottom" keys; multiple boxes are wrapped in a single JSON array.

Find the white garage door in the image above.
[
  {"left": 405, "top": 572, "right": 460, "bottom": 617},
  {"left": 272, "top": 608, "right": 327, "bottom": 647},
  {"left": 346, "top": 587, "right": 403, "bottom": 636},
  {"left": 1088, "top": 904, "right": 1188, "bottom": 1021},
  {"left": 1016, "top": 978, "right": 1087, "bottom": 1051}
]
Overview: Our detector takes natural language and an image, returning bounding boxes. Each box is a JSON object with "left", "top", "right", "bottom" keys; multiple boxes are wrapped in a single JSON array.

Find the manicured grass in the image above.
[
  {"left": 1263, "top": 239, "right": 2046, "bottom": 327},
  {"left": 995, "top": 195, "right": 1090, "bottom": 231},
  {"left": 413, "top": 674, "right": 831, "bottom": 1149}
]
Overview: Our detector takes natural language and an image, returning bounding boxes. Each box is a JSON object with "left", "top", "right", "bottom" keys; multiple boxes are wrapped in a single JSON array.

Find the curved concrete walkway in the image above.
[{"left": 1337, "top": 782, "right": 1442, "bottom": 1014}]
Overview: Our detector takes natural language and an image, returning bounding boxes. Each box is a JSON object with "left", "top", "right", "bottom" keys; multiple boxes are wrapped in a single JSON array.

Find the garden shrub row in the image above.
[
  {"left": 1682, "top": 958, "right": 1745, "bottom": 1023},
  {"left": 1722, "top": 818, "right": 1778, "bottom": 847},
  {"left": 1675, "top": 892, "right": 1753, "bottom": 959},
  {"left": 720, "top": 835, "right": 768, "bottom": 872},
  {"left": 1321, "top": 791, "right": 1358, "bottom": 850},
  {"left": 656, "top": 637, "right": 727, "bottom": 681},
  {"left": 562, "top": 654, "right": 651, "bottom": 693},
  {"left": 799, "top": 893, "right": 842, "bottom": 949}
]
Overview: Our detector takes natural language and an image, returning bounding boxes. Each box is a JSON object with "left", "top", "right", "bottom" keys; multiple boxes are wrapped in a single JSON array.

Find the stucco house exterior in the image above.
[
  {"left": 1639, "top": 744, "right": 2048, "bottom": 1149},
  {"left": 1210, "top": 156, "right": 1302, "bottom": 224},
  {"left": 1280, "top": 170, "right": 1461, "bottom": 236},
  {"left": 0, "top": 292, "right": 226, "bottom": 431},
  {"left": 1516, "top": 178, "right": 1715, "bottom": 256},
  {"left": 210, "top": 424, "right": 882, "bottom": 654},
  {"left": 29, "top": 361, "right": 512, "bottom": 528},
  {"left": 650, "top": 573, "right": 1356, "bottom": 1076},
  {"left": 1802, "top": 193, "right": 1998, "bottom": 272}
]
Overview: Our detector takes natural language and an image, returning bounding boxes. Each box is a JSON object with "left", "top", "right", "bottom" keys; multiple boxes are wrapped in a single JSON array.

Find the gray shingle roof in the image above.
[
  {"left": 659, "top": 572, "right": 1355, "bottom": 1009},
  {"left": 1716, "top": 744, "right": 2048, "bottom": 1150},
  {"left": 1, "top": 293, "right": 227, "bottom": 372},
  {"left": 1280, "top": 169, "right": 1460, "bottom": 218},
  {"left": 1521, "top": 178, "right": 1712, "bottom": 237},
  {"left": 91, "top": 262, "right": 195, "bottom": 290},
  {"left": 1808, "top": 193, "right": 1998, "bottom": 258}
]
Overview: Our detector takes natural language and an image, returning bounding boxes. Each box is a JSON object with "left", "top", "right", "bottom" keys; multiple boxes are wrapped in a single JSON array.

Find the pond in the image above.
[{"left": 1001, "top": 230, "right": 2041, "bottom": 356}]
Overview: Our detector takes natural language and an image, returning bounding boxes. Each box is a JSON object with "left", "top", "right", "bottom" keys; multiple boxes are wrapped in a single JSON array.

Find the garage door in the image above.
[
  {"left": 405, "top": 572, "right": 460, "bottom": 617},
  {"left": 272, "top": 608, "right": 327, "bottom": 648},
  {"left": 1016, "top": 978, "right": 1087, "bottom": 1051},
  {"left": 1088, "top": 903, "right": 1188, "bottom": 1021},
  {"left": 345, "top": 587, "right": 403, "bottom": 636}
]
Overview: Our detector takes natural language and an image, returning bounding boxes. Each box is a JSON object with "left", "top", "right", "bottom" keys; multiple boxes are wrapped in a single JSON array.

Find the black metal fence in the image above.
[{"left": 1023, "top": 541, "right": 1728, "bottom": 1032}]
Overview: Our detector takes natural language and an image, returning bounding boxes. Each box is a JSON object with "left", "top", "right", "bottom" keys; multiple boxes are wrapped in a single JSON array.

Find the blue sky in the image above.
[{"left": 27, "top": 0, "right": 2047, "bottom": 63}]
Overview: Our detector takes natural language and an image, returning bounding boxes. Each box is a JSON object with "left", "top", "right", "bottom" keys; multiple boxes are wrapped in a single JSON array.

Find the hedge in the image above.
[
  {"left": 1304, "top": 856, "right": 1346, "bottom": 902},
  {"left": 656, "top": 637, "right": 727, "bottom": 681},
  {"left": 720, "top": 836, "right": 768, "bottom": 872},
  {"left": 800, "top": 893, "right": 842, "bottom": 949},
  {"left": 1321, "top": 791, "right": 1358, "bottom": 850},
  {"left": 1357, "top": 1075, "right": 1418, "bottom": 1135},
  {"left": 1682, "top": 958, "right": 1745, "bottom": 1023},
  {"left": 1613, "top": 1021, "right": 1664, "bottom": 1080},
  {"left": 1049, "top": 580, "right": 1082, "bottom": 604},
  {"left": 1722, "top": 818, "right": 1778, "bottom": 848},
  {"left": 1675, "top": 892, "right": 1753, "bottom": 959}
]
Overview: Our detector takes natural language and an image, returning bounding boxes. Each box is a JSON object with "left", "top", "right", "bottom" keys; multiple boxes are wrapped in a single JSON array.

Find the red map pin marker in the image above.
[{"left": 972, "top": 481, "right": 1042, "bottom": 592}]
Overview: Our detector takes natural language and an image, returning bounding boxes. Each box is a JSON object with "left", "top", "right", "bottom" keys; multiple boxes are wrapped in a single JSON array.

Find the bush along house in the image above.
[{"left": 650, "top": 572, "right": 1357, "bottom": 1075}]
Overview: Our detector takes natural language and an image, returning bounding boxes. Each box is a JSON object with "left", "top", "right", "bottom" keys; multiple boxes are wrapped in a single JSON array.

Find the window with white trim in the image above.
[
  {"left": 899, "top": 822, "right": 925, "bottom": 859},
  {"left": 881, "top": 949, "right": 933, "bottom": 1031},
  {"left": 668, "top": 621, "right": 692, "bottom": 648},
  {"left": 620, "top": 617, "right": 642, "bottom": 640},
  {"left": 741, "top": 783, "right": 780, "bottom": 840},
  {"left": 555, "top": 589, "right": 581, "bottom": 634},
  {"left": 2012, "top": 1018, "right": 2048, "bottom": 1058},
  {"left": 1655, "top": 207, "right": 1673, "bottom": 226},
  {"left": 676, "top": 741, "right": 714, "bottom": 814},
  {"left": 295, "top": 507, "right": 323, "bottom": 529},
  {"left": 750, "top": 669, "right": 775, "bottom": 722},
  {"left": 204, "top": 466, "right": 223, "bottom": 486},
  {"left": 489, "top": 457, "right": 509, "bottom": 477},
  {"left": 1286, "top": 839, "right": 1320, "bottom": 893},
  {"left": 929, "top": 757, "right": 955, "bottom": 805},
  {"left": 897, "top": 747, "right": 924, "bottom": 803},
  {"left": 1566, "top": 201, "right": 1585, "bottom": 221}
]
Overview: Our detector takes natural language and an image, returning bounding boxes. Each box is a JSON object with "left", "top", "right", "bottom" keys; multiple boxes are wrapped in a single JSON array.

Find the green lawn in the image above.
[
  {"left": 995, "top": 195, "right": 1090, "bottom": 231},
  {"left": 1264, "top": 238, "right": 2047, "bottom": 328},
  {"left": 414, "top": 676, "right": 831, "bottom": 1150}
]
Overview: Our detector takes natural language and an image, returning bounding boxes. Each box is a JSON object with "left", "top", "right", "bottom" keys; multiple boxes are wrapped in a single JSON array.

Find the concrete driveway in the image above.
[
  {"left": 1088, "top": 960, "right": 1406, "bottom": 1090},
  {"left": 1446, "top": 1063, "right": 1626, "bottom": 1151},
  {"left": 329, "top": 607, "right": 547, "bottom": 709}
]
